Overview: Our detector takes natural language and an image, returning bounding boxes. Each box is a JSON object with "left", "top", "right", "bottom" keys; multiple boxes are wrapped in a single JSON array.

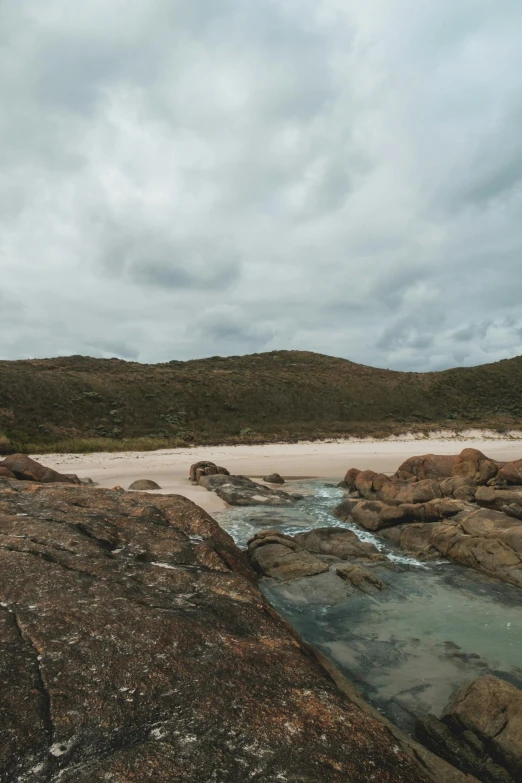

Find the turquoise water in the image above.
[{"left": 214, "top": 481, "right": 522, "bottom": 729}]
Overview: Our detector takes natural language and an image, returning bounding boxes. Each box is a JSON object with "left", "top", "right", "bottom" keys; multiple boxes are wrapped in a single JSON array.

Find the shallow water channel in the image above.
[{"left": 214, "top": 480, "right": 522, "bottom": 732}]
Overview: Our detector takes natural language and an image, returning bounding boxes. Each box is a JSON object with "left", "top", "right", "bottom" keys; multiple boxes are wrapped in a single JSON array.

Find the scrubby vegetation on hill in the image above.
[{"left": 1, "top": 350, "right": 521, "bottom": 453}]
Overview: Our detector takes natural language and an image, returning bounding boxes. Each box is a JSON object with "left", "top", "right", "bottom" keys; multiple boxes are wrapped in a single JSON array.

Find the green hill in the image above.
[{"left": 1, "top": 350, "right": 522, "bottom": 453}]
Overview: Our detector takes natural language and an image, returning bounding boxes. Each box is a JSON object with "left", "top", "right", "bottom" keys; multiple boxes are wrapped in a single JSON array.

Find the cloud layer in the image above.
[{"left": 2, "top": 0, "right": 522, "bottom": 370}]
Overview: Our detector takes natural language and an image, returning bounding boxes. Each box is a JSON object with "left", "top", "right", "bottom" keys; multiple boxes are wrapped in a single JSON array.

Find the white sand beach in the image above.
[{"left": 33, "top": 430, "right": 522, "bottom": 514}]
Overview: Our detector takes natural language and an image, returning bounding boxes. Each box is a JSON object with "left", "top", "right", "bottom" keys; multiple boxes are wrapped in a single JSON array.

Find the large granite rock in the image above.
[
  {"left": 354, "top": 469, "right": 390, "bottom": 498},
  {"left": 497, "top": 458, "right": 522, "bottom": 485},
  {"left": 475, "top": 486, "right": 522, "bottom": 521},
  {"left": 295, "top": 527, "right": 387, "bottom": 562},
  {"left": 378, "top": 479, "right": 442, "bottom": 506},
  {"left": 334, "top": 497, "right": 465, "bottom": 532},
  {"left": 393, "top": 450, "right": 501, "bottom": 485},
  {"left": 200, "top": 473, "right": 299, "bottom": 506},
  {"left": 416, "top": 675, "right": 522, "bottom": 783},
  {"left": 452, "top": 449, "right": 499, "bottom": 485},
  {"left": 2, "top": 454, "right": 81, "bottom": 484},
  {"left": 395, "top": 454, "right": 459, "bottom": 481},
  {"left": 0, "top": 481, "right": 446, "bottom": 783}
]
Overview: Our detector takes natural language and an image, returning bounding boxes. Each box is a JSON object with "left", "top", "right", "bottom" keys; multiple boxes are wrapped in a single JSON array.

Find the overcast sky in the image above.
[{"left": 1, "top": 1, "right": 522, "bottom": 370}]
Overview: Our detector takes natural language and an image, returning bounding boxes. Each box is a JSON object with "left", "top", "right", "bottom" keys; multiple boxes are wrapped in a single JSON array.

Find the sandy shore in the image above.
[{"left": 32, "top": 433, "right": 522, "bottom": 514}]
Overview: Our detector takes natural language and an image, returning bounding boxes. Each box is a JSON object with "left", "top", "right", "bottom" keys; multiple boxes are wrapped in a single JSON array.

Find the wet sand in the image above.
[{"left": 33, "top": 431, "right": 522, "bottom": 514}]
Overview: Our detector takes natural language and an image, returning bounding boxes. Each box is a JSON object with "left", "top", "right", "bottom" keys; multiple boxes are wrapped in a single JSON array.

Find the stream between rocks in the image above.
[{"left": 214, "top": 480, "right": 522, "bottom": 734}]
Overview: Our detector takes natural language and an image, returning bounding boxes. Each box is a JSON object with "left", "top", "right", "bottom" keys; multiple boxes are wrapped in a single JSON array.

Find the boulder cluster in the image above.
[
  {"left": 248, "top": 526, "right": 388, "bottom": 590},
  {"left": 336, "top": 448, "right": 522, "bottom": 587}
]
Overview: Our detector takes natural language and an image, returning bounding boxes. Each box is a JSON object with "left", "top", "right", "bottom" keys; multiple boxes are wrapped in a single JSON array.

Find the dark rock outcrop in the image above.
[
  {"left": 0, "top": 465, "right": 16, "bottom": 479},
  {"left": 199, "top": 473, "right": 299, "bottom": 506},
  {"left": 2, "top": 454, "right": 81, "bottom": 484},
  {"left": 189, "top": 460, "right": 230, "bottom": 483},
  {"left": 0, "top": 481, "right": 444, "bottom": 783},
  {"left": 263, "top": 473, "right": 285, "bottom": 484},
  {"left": 128, "top": 479, "right": 162, "bottom": 490},
  {"left": 416, "top": 676, "right": 522, "bottom": 783}
]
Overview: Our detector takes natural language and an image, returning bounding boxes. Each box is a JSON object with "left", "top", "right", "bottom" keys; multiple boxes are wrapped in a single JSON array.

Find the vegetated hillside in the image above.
[{"left": 0, "top": 350, "right": 521, "bottom": 453}]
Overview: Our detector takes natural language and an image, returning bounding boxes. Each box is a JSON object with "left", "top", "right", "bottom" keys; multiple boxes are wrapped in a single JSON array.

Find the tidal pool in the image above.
[{"left": 214, "top": 481, "right": 522, "bottom": 731}]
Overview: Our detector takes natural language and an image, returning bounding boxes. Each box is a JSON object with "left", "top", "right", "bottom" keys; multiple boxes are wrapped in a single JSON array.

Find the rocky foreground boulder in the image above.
[
  {"left": 0, "top": 480, "right": 475, "bottom": 783},
  {"left": 416, "top": 675, "right": 522, "bottom": 783}
]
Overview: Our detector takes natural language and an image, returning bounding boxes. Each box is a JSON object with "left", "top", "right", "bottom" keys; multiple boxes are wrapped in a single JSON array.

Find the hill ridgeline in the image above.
[{"left": 0, "top": 350, "right": 521, "bottom": 453}]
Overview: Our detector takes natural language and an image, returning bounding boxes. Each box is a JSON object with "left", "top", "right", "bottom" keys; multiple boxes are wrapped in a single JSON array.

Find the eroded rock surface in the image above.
[
  {"left": 200, "top": 473, "right": 299, "bottom": 506},
  {"left": 248, "top": 527, "right": 388, "bottom": 589},
  {"left": 0, "top": 481, "right": 446, "bottom": 783},
  {"left": 416, "top": 675, "right": 522, "bottom": 783}
]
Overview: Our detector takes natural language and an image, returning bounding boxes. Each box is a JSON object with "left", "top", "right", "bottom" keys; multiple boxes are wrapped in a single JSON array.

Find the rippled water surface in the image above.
[{"left": 215, "top": 481, "right": 522, "bottom": 729}]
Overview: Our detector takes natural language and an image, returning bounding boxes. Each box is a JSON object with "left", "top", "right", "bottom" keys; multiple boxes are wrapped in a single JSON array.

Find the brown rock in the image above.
[
  {"left": 340, "top": 467, "right": 361, "bottom": 491},
  {"left": 443, "top": 676, "right": 522, "bottom": 781},
  {"left": 295, "top": 527, "right": 386, "bottom": 562},
  {"left": 0, "top": 483, "right": 437, "bottom": 783},
  {"left": 0, "top": 465, "right": 16, "bottom": 479},
  {"left": 497, "top": 458, "right": 522, "bottom": 485},
  {"left": 2, "top": 454, "right": 81, "bottom": 484},
  {"left": 439, "top": 476, "right": 477, "bottom": 499},
  {"left": 355, "top": 470, "right": 390, "bottom": 498},
  {"left": 378, "top": 479, "right": 442, "bottom": 506},
  {"left": 452, "top": 449, "right": 499, "bottom": 485},
  {"left": 128, "top": 479, "right": 162, "bottom": 490},
  {"left": 475, "top": 487, "right": 522, "bottom": 521},
  {"left": 263, "top": 473, "right": 285, "bottom": 484},
  {"left": 189, "top": 461, "right": 230, "bottom": 482},
  {"left": 395, "top": 454, "right": 459, "bottom": 481},
  {"left": 335, "top": 563, "right": 385, "bottom": 592}
]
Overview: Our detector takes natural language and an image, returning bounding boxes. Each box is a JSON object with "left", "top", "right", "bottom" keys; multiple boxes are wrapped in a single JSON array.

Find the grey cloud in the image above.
[{"left": 1, "top": 1, "right": 522, "bottom": 370}]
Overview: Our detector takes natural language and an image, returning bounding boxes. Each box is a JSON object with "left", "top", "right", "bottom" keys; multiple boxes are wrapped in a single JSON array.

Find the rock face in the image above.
[
  {"left": 416, "top": 676, "right": 522, "bottom": 783},
  {"left": 1, "top": 454, "right": 81, "bottom": 484},
  {"left": 199, "top": 473, "right": 299, "bottom": 506},
  {"left": 128, "top": 479, "right": 162, "bottom": 490},
  {"left": 0, "top": 482, "right": 444, "bottom": 783},
  {"left": 0, "top": 465, "right": 16, "bottom": 479}
]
